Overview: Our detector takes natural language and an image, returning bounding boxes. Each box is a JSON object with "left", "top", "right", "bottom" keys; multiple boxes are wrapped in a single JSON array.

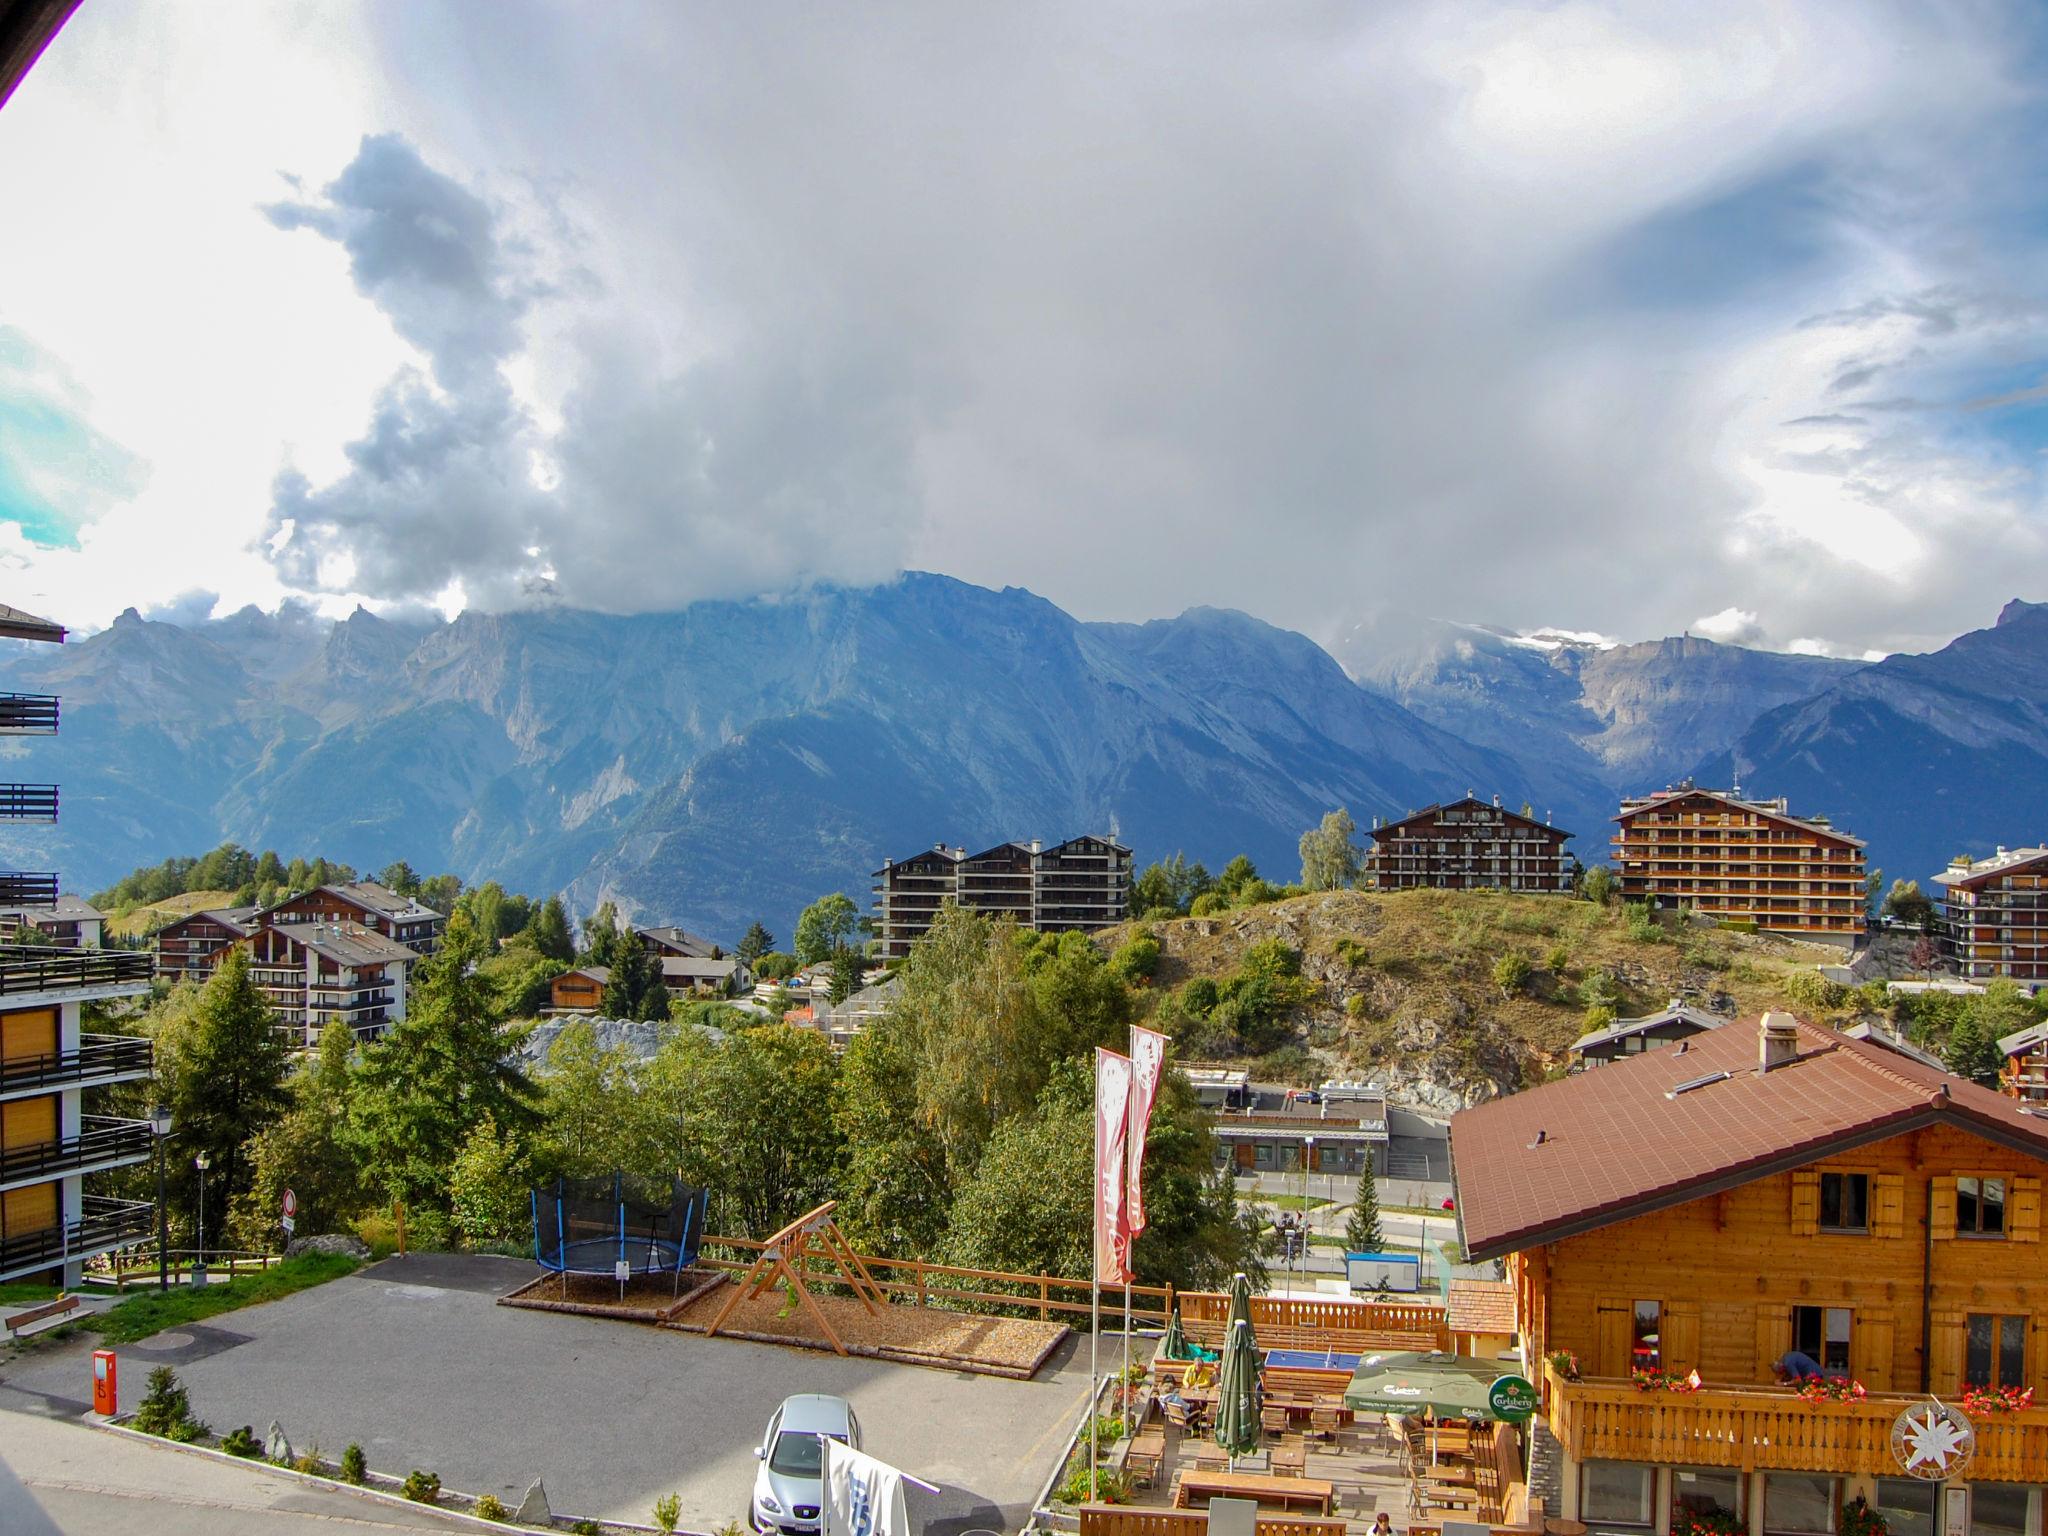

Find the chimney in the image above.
[
  {"left": 1759, "top": 1012, "right": 1800, "bottom": 1072},
  {"left": 1030, "top": 838, "right": 1042, "bottom": 854}
]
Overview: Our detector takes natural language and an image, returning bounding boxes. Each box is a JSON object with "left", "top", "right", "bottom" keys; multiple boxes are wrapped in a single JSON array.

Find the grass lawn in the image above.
[
  {"left": 0, "top": 1280, "right": 64, "bottom": 1308},
  {"left": 84, "top": 1252, "right": 360, "bottom": 1345}
]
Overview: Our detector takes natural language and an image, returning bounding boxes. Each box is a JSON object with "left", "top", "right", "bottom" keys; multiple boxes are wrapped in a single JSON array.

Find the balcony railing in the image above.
[
  {"left": 0, "top": 945, "right": 152, "bottom": 997},
  {"left": 1545, "top": 1365, "right": 2048, "bottom": 1481},
  {"left": 0, "top": 872, "right": 58, "bottom": 908},
  {"left": 0, "top": 1196, "right": 155, "bottom": 1279},
  {"left": 0, "top": 692, "right": 59, "bottom": 734},
  {"left": 0, "top": 1033, "right": 151, "bottom": 1095},
  {"left": 0, "top": 1117, "right": 154, "bottom": 1185},
  {"left": 0, "top": 783, "right": 57, "bottom": 822}
]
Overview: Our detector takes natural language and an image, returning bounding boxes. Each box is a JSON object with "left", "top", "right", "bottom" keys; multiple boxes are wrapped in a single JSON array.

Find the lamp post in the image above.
[
  {"left": 149, "top": 1104, "right": 172, "bottom": 1291},
  {"left": 1302, "top": 1136, "right": 1315, "bottom": 1287},
  {"left": 194, "top": 1151, "right": 210, "bottom": 1280}
]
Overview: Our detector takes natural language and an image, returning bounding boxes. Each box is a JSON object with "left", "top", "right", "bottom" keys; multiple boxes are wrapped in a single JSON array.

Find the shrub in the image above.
[
  {"left": 474, "top": 1493, "right": 510, "bottom": 1522},
  {"left": 402, "top": 1470, "right": 442, "bottom": 1505},
  {"left": 354, "top": 1212, "right": 401, "bottom": 1259},
  {"left": 1180, "top": 976, "right": 1219, "bottom": 1015},
  {"left": 1545, "top": 944, "right": 1572, "bottom": 975},
  {"left": 293, "top": 1447, "right": 326, "bottom": 1476},
  {"left": 1492, "top": 952, "right": 1532, "bottom": 997},
  {"left": 132, "top": 1365, "right": 208, "bottom": 1442},
  {"left": 221, "top": 1425, "right": 262, "bottom": 1459},
  {"left": 1623, "top": 902, "right": 1664, "bottom": 944},
  {"left": 1581, "top": 865, "right": 1615, "bottom": 905},
  {"left": 1333, "top": 936, "right": 1371, "bottom": 969},
  {"left": 654, "top": 1492, "right": 682, "bottom": 1533},
  {"left": 1189, "top": 892, "right": 1228, "bottom": 917},
  {"left": 1108, "top": 932, "right": 1161, "bottom": 983},
  {"left": 340, "top": 1443, "right": 367, "bottom": 1484},
  {"left": 574, "top": 1522, "right": 606, "bottom": 1536},
  {"left": 1782, "top": 970, "right": 1847, "bottom": 1014},
  {"left": 1582, "top": 1004, "right": 1617, "bottom": 1033}
]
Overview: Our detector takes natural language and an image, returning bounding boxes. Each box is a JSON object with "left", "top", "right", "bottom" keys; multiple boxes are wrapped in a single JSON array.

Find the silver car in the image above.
[{"left": 751, "top": 1393, "right": 861, "bottom": 1536}]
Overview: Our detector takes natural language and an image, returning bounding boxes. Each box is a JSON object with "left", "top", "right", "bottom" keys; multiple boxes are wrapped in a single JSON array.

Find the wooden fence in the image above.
[
  {"left": 1079, "top": 1508, "right": 1348, "bottom": 1536},
  {"left": 1178, "top": 1291, "right": 1451, "bottom": 1352},
  {"left": 700, "top": 1233, "right": 1174, "bottom": 1325}
]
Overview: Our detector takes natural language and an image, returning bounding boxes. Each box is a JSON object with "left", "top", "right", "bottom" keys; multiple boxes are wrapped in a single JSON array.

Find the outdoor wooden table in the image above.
[
  {"left": 1127, "top": 1427, "right": 1166, "bottom": 1488},
  {"left": 1270, "top": 1439, "right": 1307, "bottom": 1478},
  {"left": 1544, "top": 1520, "right": 1589, "bottom": 1536},
  {"left": 1174, "top": 1471, "right": 1336, "bottom": 1514}
]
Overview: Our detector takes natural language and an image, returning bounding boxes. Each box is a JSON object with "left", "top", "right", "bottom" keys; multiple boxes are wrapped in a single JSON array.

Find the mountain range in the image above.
[{"left": 0, "top": 572, "right": 2036, "bottom": 937}]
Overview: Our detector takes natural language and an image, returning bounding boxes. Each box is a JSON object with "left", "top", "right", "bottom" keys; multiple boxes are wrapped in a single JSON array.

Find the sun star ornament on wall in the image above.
[{"left": 1890, "top": 1401, "right": 1976, "bottom": 1480}]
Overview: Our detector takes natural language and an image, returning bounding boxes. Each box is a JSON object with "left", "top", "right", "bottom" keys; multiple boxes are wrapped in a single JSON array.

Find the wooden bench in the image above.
[{"left": 5, "top": 1294, "right": 80, "bottom": 1338}]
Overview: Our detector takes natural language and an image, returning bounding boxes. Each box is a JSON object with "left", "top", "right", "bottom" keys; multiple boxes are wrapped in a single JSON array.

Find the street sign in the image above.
[
  {"left": 280, "top": 1215, "right": 296, "bottom": 1234},
  {"left": 282, "top": 1189, "right": 298, "bottom": 1220}
]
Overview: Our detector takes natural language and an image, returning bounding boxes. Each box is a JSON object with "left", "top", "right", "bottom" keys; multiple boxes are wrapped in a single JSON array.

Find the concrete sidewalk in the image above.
[{"left": 0, "top": 1409, "right": 480, "bottom": 1536}]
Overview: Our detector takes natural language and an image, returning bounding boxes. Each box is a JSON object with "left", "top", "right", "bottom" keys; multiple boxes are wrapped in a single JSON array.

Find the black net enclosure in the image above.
[{"left": 532, "top": 1174, "right": 710, "bottom": 1277}]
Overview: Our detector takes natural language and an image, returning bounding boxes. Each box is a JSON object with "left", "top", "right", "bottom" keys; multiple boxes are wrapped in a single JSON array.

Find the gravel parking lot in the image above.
[{"left": 0, "top": 1254, "right": 1095, "bottom": 1533}]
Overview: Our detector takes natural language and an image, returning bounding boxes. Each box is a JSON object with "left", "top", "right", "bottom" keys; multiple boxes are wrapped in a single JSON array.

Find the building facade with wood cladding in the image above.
[
  {"left": 1611, "top": 784, "right": 1867, "bottom": 942},
  {"left": 1934, "top": 848, "right": 2048, "bottom": 983},
  {"left": 237, "top": 922, "right": 415, "bottom": 1048},
  {"left": 263, "top": 881, "right": 444, "bottom": 955},
  {"left": 1366, "top": 795, "right": 1575, "bottom": 894},
  {"left": 1453, "top": 1013, "right": 2048, "bottom": 1536},
  {"left": 0, "top": 602, "right": 156, "bottom": 1286},
  {"left": 153, "top": 906, "right": 261, "bottom": 984},
  {"left": 871, "top": 833, "right": 1131, "bottom": 960}
]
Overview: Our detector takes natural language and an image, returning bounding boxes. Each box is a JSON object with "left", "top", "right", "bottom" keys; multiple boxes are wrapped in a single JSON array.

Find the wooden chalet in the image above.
[
  {"left": 263, "top": 880, "right": 444, "bottom": 955},
  {"left": 240, "top": 921, "right": 415, "bottom": 1047},
  {"left": 548, "top": 966, "right": 608, "bottom": 1015},
  {"left": 1611, "top": 784, "right": 1866, "bottom": 942},
  {"left": 1935, "top": 849, "right": 2048, "bottom": 983},
  {"left": 1569, "top": 1001, "right": 1725, "bottom": 1069},
  {"left": 1366, "top": 794, "right": 1575, "bottom": 894},
  {"left": 153, "top": 905, "right": 260, "bottom": 984},
  {"left": 1453, "top": 1011, "right": 2048, "bottom": 1536}
]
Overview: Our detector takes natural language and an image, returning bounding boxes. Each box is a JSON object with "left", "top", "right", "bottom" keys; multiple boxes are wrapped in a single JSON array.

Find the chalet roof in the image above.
[
  {"left": 561, "top": 965, "right": 610, "bottom": 985},
  {"left": 1933, "top": 848, "right": 2048, "bottom": 890},
  {"left": 660, "top": 955, "right": 738, "bottom": 981},
  {"left": 322, "top": 881, "right": 444, "bottom": 922},
  {"left": 0, "top": 894, "right": 104, "bottom": 921},
  {"left": 0, "top": 602, "right": 65, "bottom": 643},
  {"left": 1614, "top": 786, "right": 1866, "bottom": 849},
  {"left": 1569, "top": 1004, "right": 1724, "bottom": 1055},
  {"left": 2000, "top": 1022, "right": 2048, "bottom": 1058},
  {"left": 1445, "top": 1278, "right": 1517, "bottom": 1336},
  {"left": 1451, "top": 1014, "right": 2048, "bottom": 1262},
  {"left": 1839, "top": 1021, "right": 1947, "bottom": 1071},
  {"left": 1373, "top": 796, "right": 1572, "bottom": 843},
  {"left": 158, "top": 906, "right": 260, "bottom": 937},
  {"left": 638, "top": 925, "right": 722, "bottom": 958},
  {"left": 268, "top": 922, "right": 418, "bottom": 969}
]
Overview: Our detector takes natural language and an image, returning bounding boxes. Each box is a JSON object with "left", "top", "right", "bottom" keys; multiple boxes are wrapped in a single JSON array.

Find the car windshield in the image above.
[{"left": 768, "top": 1431, "right": 846, "bottom": 1477}]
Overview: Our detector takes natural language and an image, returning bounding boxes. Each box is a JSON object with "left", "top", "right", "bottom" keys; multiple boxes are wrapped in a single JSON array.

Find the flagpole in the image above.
[
  {"left": 1122, "top": 1027, "right": 1135, "bottom": 1431},
  {"left": 1090, "top": 1168, "right": 1101, "bottom": 1501}
]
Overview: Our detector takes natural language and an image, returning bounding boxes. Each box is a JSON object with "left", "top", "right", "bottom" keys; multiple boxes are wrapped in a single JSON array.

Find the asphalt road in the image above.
[{"left": 0, "top": 1253, "right": 1093, "bottom": 1534}]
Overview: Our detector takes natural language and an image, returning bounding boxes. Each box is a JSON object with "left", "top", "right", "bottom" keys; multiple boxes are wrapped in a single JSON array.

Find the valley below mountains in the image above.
[{"left": 0, "top": 573, "right": 2038, "bottom": 936}]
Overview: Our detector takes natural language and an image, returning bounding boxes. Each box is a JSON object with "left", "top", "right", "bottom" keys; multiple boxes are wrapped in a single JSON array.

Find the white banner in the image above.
[
  {"left": 823, "top": 1438, "right": 913, "bottom": 1536},
  {"left": 1126, "top": 1025, "right": 1168, "bottom": 1236},
  {"left": 1095, "top": 1048, "right": 1133, "bottom": 1284}
]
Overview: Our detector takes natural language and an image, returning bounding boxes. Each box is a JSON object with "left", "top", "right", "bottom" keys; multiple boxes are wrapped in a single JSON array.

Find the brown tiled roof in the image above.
[
  {"left": 1614, "top": 787, "right": 1866, "bottom": 849},
  {"left": 1445, "top": 1278, "right": 1516, "bottom": 1335},
  {"left": 1451, "top": 1015, "right": 2048, "bottom": 1261},
  {"left": 1374, "top": 796, "right": 1572, "bottom": 842}
]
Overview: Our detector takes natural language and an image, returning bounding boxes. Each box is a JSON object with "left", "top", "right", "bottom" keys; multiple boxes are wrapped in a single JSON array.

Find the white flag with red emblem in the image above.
[
  {"left": 1126, "top": 1025, "right": 1168, "bottom": 1236},
  {"left": 1095, "top": 1047, "right": 1133, "bottom": 1284}
]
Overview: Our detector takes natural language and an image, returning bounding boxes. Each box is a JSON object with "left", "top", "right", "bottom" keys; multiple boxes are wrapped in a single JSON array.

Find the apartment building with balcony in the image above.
[
  {"left": 153, "top": 905, "right": 261, "bottom": 984},
  {"left": 264, "top": 880, "right": 444, "bottom": 955},
  {"left": 1453, "top": 1013, "right": 2048, "bottom": 1536},
  {"left": 0, "top": 894, "right": 108, "bottom": 949},
  {"left": 239, "top": 922, "right": 415, "bottom": 1048},
  {"left": 1933, "top": 847, "right": 2048, "bottom": 983},
  {"left": 1365, "top": 794, "right": 1575, "bottom": 894},
  {"left": 871, "top": 833, "right": 1132, "bottom": 959},
  {"left": 1611, "top": 784, "right": 1867, "bottom": 943},
  {"left": 0, "top": 601, "right": 156, "bottom": 1286}
]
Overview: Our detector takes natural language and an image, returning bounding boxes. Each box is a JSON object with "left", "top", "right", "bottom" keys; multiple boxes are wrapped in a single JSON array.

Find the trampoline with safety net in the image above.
[{"left": 532, "top": 1174, "right": 709, "bottom": 1295}]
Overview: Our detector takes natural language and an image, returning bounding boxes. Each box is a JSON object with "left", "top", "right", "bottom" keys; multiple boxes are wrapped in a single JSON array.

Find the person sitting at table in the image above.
[
  {"left": 1161, "top": 1381, "right": 1207, "bottom": 1433},
  {"left": 1373, "top": 1513, "right": 1396, "bottom": 1536}
]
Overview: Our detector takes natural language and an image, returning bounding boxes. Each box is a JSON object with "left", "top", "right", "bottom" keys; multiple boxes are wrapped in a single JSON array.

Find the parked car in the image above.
[{"left": 751, "top": 1393, "right": 861, "bottom": 1535}]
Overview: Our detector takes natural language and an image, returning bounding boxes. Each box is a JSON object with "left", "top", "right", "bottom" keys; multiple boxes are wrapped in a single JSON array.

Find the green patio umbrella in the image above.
[
  {"left": 1341, "top": 1350, "right": 1507, "bottom": 1419},
  {"left": 1225, "top": 1271, "right": 1258, "bottom": 1358},
  {"left": 1212, "top": 1317, "right": 1263, "bottom": 1463},
  {"left": 1162, "top": 1298, "right": 1188, "bottom": 1361}
]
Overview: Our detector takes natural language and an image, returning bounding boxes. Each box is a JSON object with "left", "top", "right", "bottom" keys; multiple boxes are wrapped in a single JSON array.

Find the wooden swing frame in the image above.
[{"left": 704, "top": 1200, "right": 886, "bottom": 1355}]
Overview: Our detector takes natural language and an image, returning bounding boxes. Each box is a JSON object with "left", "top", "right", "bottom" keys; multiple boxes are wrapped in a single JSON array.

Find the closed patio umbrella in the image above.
[
  {"left": 1225, "top": 1271, "right": 1258, "bottom": 1354},
  {"left": 1213, "top": 1317, "right": 1263, "bottom": 1465},
  {"left": 1162, "top": 1298, "right": 1188, "bottom": 1361}
]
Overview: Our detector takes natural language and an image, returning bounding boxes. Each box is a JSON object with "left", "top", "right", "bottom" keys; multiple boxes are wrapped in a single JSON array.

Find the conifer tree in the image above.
[{"left": 1345, "top": 1147, "right": 1385, "bottom": 1254}]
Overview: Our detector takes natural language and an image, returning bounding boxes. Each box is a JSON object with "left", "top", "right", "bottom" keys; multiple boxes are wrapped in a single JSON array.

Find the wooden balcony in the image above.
[{"left": 1545, "top": 1365, "right": 2048, "bottom": 1482}]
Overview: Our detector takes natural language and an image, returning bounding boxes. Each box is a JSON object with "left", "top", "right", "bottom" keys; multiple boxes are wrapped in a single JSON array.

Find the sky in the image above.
[{"left": 4, "top": 2, "right": 2048, "bottom": 658}]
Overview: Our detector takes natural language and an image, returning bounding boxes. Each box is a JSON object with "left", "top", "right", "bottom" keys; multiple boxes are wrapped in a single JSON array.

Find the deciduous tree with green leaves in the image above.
[
  {"left": 1298, "top": 809, "right": 1361, "bottom": 891},
  {"left": 235, "top": 1019, "right": 360, "bottom": 1245},
  {"left": 794, "top": 893, "right": 858, "bottom": 964}
]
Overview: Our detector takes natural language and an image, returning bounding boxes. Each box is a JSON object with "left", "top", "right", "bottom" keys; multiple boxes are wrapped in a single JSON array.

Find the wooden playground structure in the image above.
[{"left": 701, "top": 1201, "right": 887, "bottom": 1356}]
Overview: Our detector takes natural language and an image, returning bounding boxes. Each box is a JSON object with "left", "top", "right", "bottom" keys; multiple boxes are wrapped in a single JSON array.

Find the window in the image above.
[
  {"left": 1968, "top": 1485, "right": 2033, "bottom": 1536},
  {"left": 1965, "top": 1315, "right": 2027, "bottom": 1390},
  {"left": 1633, "top": 1300, "right": 1662, "bottom": 1370},
  {"left": 1959, "top": 1177, "right": 2008, "bottom": 1237},
  {"left": 1819, "top": 1173, "right": 1870, "bottom": 1233},
  {"left": 1674, "top": 1469, "right": 1743, "bottom": 1528},
  {"left": 1581, "top": 1462, "right": 1655, "bottom": 1531},
  {"left": 1792, "top": 1306, "right": 1853, "bottom": 1376},
  {"left": 1875, "top": 1479, "right": 1936, "bottom": 1536},
  {"left": 1764, "top": 1474, "right": 1838, "bottom": 1535}
]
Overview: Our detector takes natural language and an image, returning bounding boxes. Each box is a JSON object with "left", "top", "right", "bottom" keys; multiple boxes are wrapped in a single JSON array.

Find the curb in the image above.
[{"left": 82, "top": 1414, "right": 693, "bottom": 1535}]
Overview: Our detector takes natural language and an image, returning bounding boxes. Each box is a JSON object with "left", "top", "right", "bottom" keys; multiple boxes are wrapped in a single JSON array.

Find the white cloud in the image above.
[{"left": 1693, "top": 607, "right": 1766, "bottom": 644}]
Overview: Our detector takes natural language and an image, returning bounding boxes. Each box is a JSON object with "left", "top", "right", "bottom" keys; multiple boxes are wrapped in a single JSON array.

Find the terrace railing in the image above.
[
  {"left": 0, "top": 692, "right": 59, "bottom": 734},
  {"left": 0, "top": 945, "right": 152, "bottom": 997},
  {"left": 0, "top": 784, "right": 57, "bottom": 821},
  {"left": 0, "top": 1117, "right": 153, "bottom": 1185},
  {"left": 0, "top": 873, "right": 58, "bottom": 908},
  {"left": 0, "top": 1033, "right": 151, "bottom": 1095},
  {"left": 0, "top": 1196, "right": 154, "bottom": 1278}
]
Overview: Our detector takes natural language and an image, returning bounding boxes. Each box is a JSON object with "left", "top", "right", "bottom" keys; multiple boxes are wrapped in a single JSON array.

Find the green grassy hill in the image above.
[{"left": 1104, "top": 888, "right": 1828, "bottom": 1109}]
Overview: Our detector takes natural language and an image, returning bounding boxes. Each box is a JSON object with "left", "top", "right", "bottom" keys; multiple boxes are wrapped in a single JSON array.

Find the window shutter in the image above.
[
  {"left": 1853, "top": 1310, "right": 1895, "bottom": 1392},
  {"left": 1930, "top": 1176, "right": 1958, "bottom": 1240},
  {"left": 1756, "top": 1304, "right": 1792, "bottom": 1381},
  {"left": 1663, "top": 1301, "right": 1702, "bottom": 1378},
  {"left": 1596, "top": 1299, "right": 1632, "bottom": 1379},
  {"left": 2032, "top": 1315, "right": 2048, "bottom": 1396},
  {"left": 2010, "top": 1177, "right": 2041, "bottom": 1243},
  {"left": 1929, "top": 1309, "right": 1966, "bottom": 1394},
  {"left": 1873, "top": 1174, "right": 1905, "bottom": 1239},
  {"left": 1791, "top": 1170, "right": 1820, "bottom": 1236}
]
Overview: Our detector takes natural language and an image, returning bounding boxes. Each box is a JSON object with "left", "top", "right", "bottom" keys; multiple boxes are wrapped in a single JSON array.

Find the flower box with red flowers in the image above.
[
  {"left": 1794, "top": 1377, "right": 1868, "bottom": 1404},
  {"left": 1961, "top": 1384, "right": 2036, "bottom": 1417},
  {"left": 1631, "top": 1366, "right": 1704, "bottom": 1393}
]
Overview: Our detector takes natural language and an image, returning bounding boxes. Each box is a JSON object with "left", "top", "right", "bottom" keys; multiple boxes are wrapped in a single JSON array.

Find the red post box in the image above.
[{"left": 91, "top": 1349, "right": 116, "bottom": 1416}]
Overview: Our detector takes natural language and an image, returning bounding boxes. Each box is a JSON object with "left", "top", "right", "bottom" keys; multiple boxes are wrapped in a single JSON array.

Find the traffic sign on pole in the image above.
[{"left": 282, "top": 1189, "right": 298, "bottom": 1220}]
